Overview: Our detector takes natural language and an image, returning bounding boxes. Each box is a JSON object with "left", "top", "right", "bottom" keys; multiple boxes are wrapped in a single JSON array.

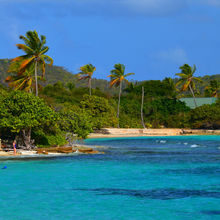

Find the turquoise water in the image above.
[{"left": 0, "top": 136, "right": 220, "bottom": 220}]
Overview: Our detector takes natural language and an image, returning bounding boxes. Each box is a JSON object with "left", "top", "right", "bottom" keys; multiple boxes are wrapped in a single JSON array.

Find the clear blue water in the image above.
[{"left": 0, "top": 135, "right": 220, "bottom": 220}]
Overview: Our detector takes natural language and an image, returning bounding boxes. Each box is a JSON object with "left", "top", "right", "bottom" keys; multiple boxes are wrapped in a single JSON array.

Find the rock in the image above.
[{"left": 36, "top": 146, "right": 103, "bottom": 155}]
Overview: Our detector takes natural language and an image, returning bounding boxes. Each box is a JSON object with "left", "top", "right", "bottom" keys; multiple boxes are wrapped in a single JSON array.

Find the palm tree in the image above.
[
  {"left": 10, "top": 30, "right": 53, "bottom": 96},
  {"left": 205, "top": 80, "right": 220, "bottom": 97},
  {"left": 78, "top": 64, "right": 96, "bottom": 96},
  {"left": 6, "top": 60, "right": 36, "bottom": 93},
  {"left": 108, "top": 63, "right": 134, "bottom": 127},
  {"left": 175, "top": 64, "right": 202, "bottom": 107}
]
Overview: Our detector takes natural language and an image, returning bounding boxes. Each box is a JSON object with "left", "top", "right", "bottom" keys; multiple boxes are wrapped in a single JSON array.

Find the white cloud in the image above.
[{"left": 157, "top": 48, "right": 189, "bottom": 64}]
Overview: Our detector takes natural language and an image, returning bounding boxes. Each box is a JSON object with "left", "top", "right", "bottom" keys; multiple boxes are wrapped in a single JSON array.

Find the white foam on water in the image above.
[
  {"left": 184, "top": 143, "right": 188, "bottom": 145},
  {"left": 191, "top": 144, "right": 199, "bottom": 148},
  {"left": 160, "top": 140, "right": 166, "bottom": 144}
]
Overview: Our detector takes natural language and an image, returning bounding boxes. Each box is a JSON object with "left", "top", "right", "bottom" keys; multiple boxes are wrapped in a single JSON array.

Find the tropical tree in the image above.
[
  {"left": 205, "top": 80, "right": 220, "bottom": 97},
  {"left": 175, "top": 64, "right": 202, "bottom": 107},
  {"left": 78, "top": 64, "right": 96, "bottom": 96},
  {"left": 10, "top": 30, "right": 53, "bottom": 96},
  {"left": 5, "top": 61, "right": 36, "bottom": 93},
  {"left": 108, "top": 63, "right": 134, "bottom": 127},
  {"left": 0, "top": 91, "right": 57, "bottom": 149}
]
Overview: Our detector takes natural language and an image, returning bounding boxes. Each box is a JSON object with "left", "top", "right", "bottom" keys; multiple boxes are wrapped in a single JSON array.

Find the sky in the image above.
[{"left": 0, "top": 0, "right": 220, "bottom": 81}]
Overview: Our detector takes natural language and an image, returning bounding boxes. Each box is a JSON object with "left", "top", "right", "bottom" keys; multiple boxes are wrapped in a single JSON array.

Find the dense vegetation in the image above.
[
  {"left": 1, "top": 58, "right": 220, "bottom": 95},
  {"left": 0, "top": 30, "right": 219, "bottom": 150}
]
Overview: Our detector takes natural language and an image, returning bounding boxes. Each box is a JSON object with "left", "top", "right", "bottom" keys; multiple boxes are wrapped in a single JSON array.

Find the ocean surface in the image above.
[{"left": 0, "top": 136, "right": 220, "bottom": 220}]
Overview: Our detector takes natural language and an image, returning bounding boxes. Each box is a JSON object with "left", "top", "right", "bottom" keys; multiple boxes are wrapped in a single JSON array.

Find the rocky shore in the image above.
[{"left": 0, "top": 145, "right": 104, "bottom": 159}]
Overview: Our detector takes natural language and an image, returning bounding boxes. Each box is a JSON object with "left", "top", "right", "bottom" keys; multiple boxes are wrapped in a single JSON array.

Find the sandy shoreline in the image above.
[
  {"left": 1, "top": 128, "right": 219, "bottom": 160},
  {"left": 88, "top": 128, "right": 220, "bottom": 139}
]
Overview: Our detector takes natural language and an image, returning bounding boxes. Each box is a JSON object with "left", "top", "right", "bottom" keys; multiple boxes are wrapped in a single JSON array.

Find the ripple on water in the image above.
[{"left": 74, "top": 188, "right": 220, "bottom": 200}]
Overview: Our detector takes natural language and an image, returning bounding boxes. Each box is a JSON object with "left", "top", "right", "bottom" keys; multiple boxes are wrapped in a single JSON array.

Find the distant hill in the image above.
[
  {"left": 0, "top": 59, "right": 113, "bottom": 93},
  {"left": 0, "top": 59, "right": 219, "bottom": 95}
]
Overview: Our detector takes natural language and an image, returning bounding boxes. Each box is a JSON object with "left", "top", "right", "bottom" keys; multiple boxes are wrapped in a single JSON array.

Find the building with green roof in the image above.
[{"left": 180, "top": 97, "right": 218, "bottom": 109}]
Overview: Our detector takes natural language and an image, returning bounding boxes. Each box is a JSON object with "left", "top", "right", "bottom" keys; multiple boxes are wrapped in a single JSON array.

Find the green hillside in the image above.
[
  {"left": 0, "top": 59, "right": 219, "bottom": 95},
  {"left": 0, "top": 59, "right": 113, "bottom": 93}
]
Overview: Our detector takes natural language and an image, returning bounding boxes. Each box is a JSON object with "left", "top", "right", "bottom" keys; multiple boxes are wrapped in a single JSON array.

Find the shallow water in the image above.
[{"left": 0, "top": 136, "right": 219, "bottom": 219}]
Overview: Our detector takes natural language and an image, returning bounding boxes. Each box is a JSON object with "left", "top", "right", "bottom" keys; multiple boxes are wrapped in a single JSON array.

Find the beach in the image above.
[
  {"left": 88, "top": 128, "right": 220, "bottom": 138},
  {"left": 1, "top": 128, "right": 219, "bottom": 159}
]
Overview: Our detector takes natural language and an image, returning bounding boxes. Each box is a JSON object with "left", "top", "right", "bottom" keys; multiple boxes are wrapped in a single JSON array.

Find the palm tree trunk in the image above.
[
  {"left": 89, "top": 78, "right": 92, "bottom": 96},
  {"left": 141, "top": 86, "right": 146, "bottom": 128},
  {"left": 35, "top": 60, "right": 38, "bottom": 96},
  {"left": 189, "top": 84, "right": 197, "bottom": 108},
  {"left": 117, "top": 81, "right": 122, "bottom": 128}
]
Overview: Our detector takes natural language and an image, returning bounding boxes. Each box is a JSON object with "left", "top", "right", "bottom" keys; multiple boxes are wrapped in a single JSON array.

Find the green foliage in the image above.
[
  {"left": 0, "top": 90, "right": 57, "bottom": 133},
  {"left": 131, "top": 80, "right": 176, "bottom": 98},
  {"left": 58, "top": 106, "right": 93, "bottom": 139},
  {"left": 190, "top": 103, "right": 220, "bottom": 129},
  {"left": 80, "top": 95, "right": 118, "bottom": 129},
  {"left": 146, "top": 98, "right": 190, "bottom": 117},
  {"left": 118, "top": 96, "right": 190, "bottom": 128},
  {"left": 42, "top": 82, "right": 108, "bottom": 105},
  {"left": 145, "top": 99, "right": 190, "bottom": 128},
  {"left": 205, "top": 80, "right": 220, "bottom": 97},
  {"left": 119, "top": 113, "right": 142, "bottom": 128},
  {"left": 32, "top": 130, "right": 67, "bottom": 147}
]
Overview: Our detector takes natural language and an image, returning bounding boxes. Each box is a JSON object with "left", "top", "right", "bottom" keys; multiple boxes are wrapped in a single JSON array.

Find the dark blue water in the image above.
[{"left": 0, "top": 136, "right": 219, "bottom": 219}]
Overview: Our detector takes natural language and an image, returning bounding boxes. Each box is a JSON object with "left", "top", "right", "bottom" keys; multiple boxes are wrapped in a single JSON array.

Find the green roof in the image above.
[{"left": 180, "top": 97, "right": 218, "bottom": 109}]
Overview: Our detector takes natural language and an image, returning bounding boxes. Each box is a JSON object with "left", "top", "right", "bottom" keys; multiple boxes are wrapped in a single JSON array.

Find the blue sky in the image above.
[{"left": 0, "top": 0, "right": 220, "bottom": 81}]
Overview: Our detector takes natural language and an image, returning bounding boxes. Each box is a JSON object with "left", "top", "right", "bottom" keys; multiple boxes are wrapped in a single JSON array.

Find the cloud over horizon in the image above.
[{"left": 157, "top": 48, "right": 189, "bottom": 65}]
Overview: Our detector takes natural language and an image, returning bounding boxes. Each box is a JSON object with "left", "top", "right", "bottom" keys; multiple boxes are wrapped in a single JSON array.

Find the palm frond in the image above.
[
  {"left": 78, "top": 75, "right": 90, "bottom": 81},
  {"left": 175, "top": 73, "right": 187, "bottom": 78},
  {"left": 192, "top": 64, "right": 196, "bottom": 74},
  {"left": 19, "top": 57, "right": 35, "bottom": 73},
  {"left": 124, "top": 72, "right": 135, "bottom": 77},
  {"left": 41, "top": 54, "right": 53, "bottom": 65},
  {"left": 110, "top": 78, "right": 119, "bottom": 87},
  {"left": 193, "top": 77, "right": 203, "bottom": 83},
  {"left": 16, "top": 44, "right": 34, "bottom": 54},
  {"left": 182, "top": 80, "right": 191, "bottom": 91},
  {"left": 175, "top": 79, "right": 184, "bottom": 87},
  {"left": 39, "top": 46, "right": 49, "bottom": 55}
]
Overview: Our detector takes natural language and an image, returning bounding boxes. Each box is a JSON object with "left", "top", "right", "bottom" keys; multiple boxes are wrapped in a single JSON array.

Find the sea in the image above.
[{"left": 0, "top": 135, "right": 219, "bottom": 220}]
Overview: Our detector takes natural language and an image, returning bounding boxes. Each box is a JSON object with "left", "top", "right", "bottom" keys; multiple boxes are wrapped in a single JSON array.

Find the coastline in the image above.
[
  {"left": 0, "top": 145, "right": 105, "bottom": 160},
  {"left": 88, "top": 128, "right": 220, "bottom": 138},
  {"left": 1, "top": 128, "right": 219, "bottom": 160}
]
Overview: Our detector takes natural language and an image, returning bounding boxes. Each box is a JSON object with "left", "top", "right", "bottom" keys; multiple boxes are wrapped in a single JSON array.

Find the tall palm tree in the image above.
[
  {"left": 205, "top": 80, "right": 220, "bottom": 97},
  {"left": 175, "top": 64, "right": 202, "bottom": 107},
  {"left": 108, "top": 63, "right": 134, "bottom": 127},
  {"left": 78, "top": 64, "right": 96, "bottom": 96},
  {"left": 10, "top": 30, "right": 53, "bottom": 96}
]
